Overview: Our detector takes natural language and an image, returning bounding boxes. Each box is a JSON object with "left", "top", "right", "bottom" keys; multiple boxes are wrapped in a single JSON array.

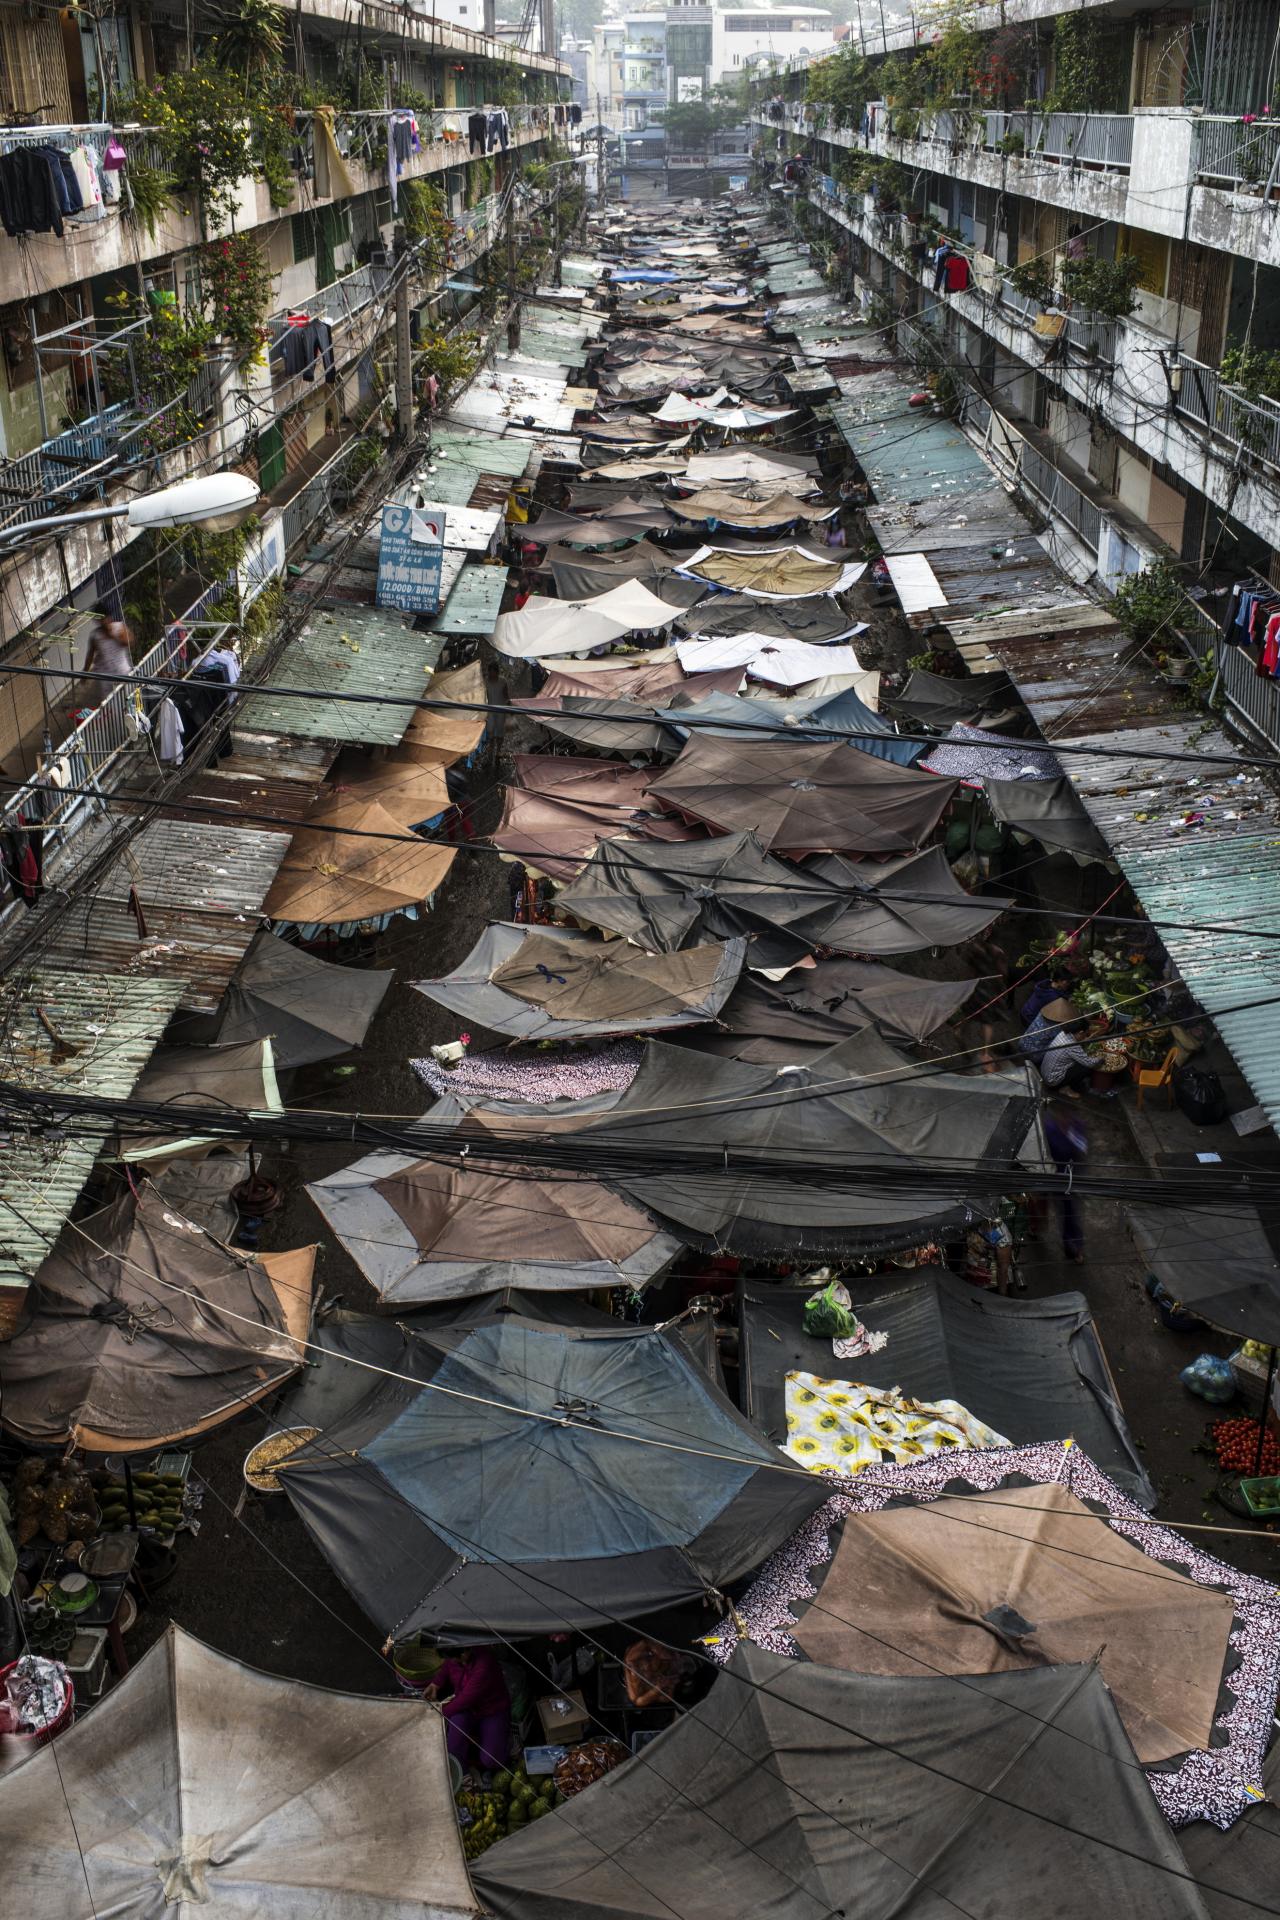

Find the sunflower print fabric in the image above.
[{"left": 782, "top": 1373, "right": 1011, "bottom": 1475}]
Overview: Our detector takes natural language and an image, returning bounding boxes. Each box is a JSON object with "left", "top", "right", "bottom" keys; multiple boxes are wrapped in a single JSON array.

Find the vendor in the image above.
[
  {"left": 1020, "top": 967, "right": 1074, "bottom": 1026},
  {"left": 425, "top": 1646, "right": 511, "bottom": 1782}
]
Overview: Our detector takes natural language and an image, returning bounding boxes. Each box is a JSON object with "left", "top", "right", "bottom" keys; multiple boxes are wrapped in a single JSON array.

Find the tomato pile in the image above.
[{"left": 1211, "top": 1415, "right": 1280, "bottom": 1476}]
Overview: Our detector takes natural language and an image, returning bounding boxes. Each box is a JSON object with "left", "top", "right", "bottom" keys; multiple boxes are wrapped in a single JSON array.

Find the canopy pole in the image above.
[{"left": 1253, "top": 1345, "right": 1278, "bottom": 1477}]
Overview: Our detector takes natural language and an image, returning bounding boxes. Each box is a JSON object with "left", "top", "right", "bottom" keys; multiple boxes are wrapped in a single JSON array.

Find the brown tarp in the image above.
[
  {"left": 264, "top": 793, "right": 456, "bottom": 926},
  {"left": 0, "top": 1187, "right": 313, "bottom": 1451},
  {"left": 536, "top": 659, "right": 742, "bottom": 705},
  {"left": 494, "top": 754, "right": 703, "bottom": 878},
  {"left": 647, "top": 736, "right": 957, "bottom": 855},
  {"left": 325, "top": 753, "right": 450, "bottom": 829},
  {"left": 121, "top": 1038, "right": 280, "bottom": 1161},
  {"left": 684, "top": 548, "right": 851, "bottom": 596},
  {"left": 516, "top": 662, "right": 744, "bottom": 755},
  {"left": 793, "top": 1483, "right": 1234, "bottom": 1766},
  {"left": 493, "top": 933, "right": 738, "bottom": 1022},
  {"left": 372, "top": 1158, "right": 664, "bottom": 1270},
  {"left": 399, "top": 659, "right": 488, "bottom": 769},
  {"left": 677, "top": 594, "right": 858, "bottom": 641},
  {"left": 672, "top": 489, "right": 833, "bottom": 527}
]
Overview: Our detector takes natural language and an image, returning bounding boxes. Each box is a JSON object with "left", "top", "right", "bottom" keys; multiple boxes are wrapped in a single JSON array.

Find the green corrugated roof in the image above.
[
  {"left": 245, "top": 605, "right": 443, "bottom": 747},
  {"left": 430, "top": 427, "right": 534, "bottom": 480},
  {"left": 424, "top": 462, "right": 484, "bottom": 505},
  {"left": 519, "top": 328, "right": 589, "bottom": 367},
  {"left": 830, "top": 373, "right": 989, "bottom": 505},
  {"left": 0, "top": 969, "right": 184, "bottom": 1290},
  {"left": 435, "top": 563, "right": 507, "bottom": 635}
]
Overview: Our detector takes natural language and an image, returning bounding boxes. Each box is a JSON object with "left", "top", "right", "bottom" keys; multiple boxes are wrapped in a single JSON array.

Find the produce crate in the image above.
[
  {"left": 1240, "top": 1475, "right": 1280, "bottom": 1519},
  {"left": 1229, "top": 1349, "right": 1272, "bottom": 1414}
]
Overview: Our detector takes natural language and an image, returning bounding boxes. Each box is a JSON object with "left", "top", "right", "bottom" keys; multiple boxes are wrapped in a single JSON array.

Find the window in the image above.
[{"left": 291, "top": 212, "right": 316, "bottom": 265}]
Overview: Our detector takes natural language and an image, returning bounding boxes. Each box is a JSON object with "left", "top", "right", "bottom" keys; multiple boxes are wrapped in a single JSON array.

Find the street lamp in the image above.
[{"left": 0, "top": 473, "right": 262, "bottom": 548}]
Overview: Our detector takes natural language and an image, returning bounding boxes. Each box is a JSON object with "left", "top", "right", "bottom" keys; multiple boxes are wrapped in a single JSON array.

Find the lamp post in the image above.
[{"left": 0, "top": 473, "right": 262, "bottom": 549}]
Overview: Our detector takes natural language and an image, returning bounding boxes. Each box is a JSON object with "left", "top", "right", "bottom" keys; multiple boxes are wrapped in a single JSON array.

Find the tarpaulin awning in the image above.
[
  {"left": 216, "top": 931, "right": 392, "bottom": 1068},
  {"left": 814, "top": 846, "right": 1012, "bottom": 955},
  {"left": 306, "top": 1147, "right": 680, "bottom": 1304},
  {"left": 518, "top": 659, "right": 744, "bottom": 753},
  {"left": 738, "top": 1271, "right": 1153, "bottom": 1504},
  {"left": 120, "top": 1038, "right": 284, "bottom": 1161},
  {"left": 0, "top": 1625, "right": 478, "bottom": 1920},
  {"left": 556, "top": 830, "right": 882, "bottom": 965},
  {"left": 714, "top": 956, "right": 976, "bottom": 1049},
  {"left": 491, "top": 582, "right": 692, "bottom": 659},
  {"left": 526, "top": 506, "right": 671, "bottom": 544},
  {"left": 264, "top": 794, "right": 456, "bottom": 928},
  {"left": 679, "top": 594, "right": 856, "bottom": 641},
  {"left": 654, "top": 686, "right": 920, "bottom": 765},
  {"left": 786, "top": 1481, "right": 1231, "bottom": 1765},
  {"left": 920, "top": 722, "right": 1061, "bottom": 784},
  {"left": 399, "top": 659, "right": 489, "bottom": 768},
  {"left": 1128, "top": 1202, "right": 1280, "bottom": 1344},
  {"left": 0, "top": 1186, "right": 313, "bottom": 1451},
  {"left": 895, "top": 664, "right": 1019, "bottom": 727},
  {"left": 684, "top": 447, "right": 818, "bottom": 489},
  {"left": 546, "top": 554, "right": 705, "bottom": 608},
  {"left": 413, "top": 923, "right": 745, "bottom": 1040},
  {"left": 474, "top": 1646, "right": 1206, "bottom": 1920},
  {"left": 679, "top": 545, "right": 864, "bottom": 599},
  {"left": 493, "top": 754, "right": 705, "bottom": 879},
  {"left": 673, "top": 632, "right": 869, "bottom": 692},
  {"left": 647, "top": 736, "right": 956, "bottom": 855},
  {"left": 277, "top": 1314, "right": 824, "bottom": 1639},
  {"left": 987, "top": 773, "right": 1112, "bottom": 860},
  {"left": 671, "top": 488, "right": 835, "bottom": 526}
]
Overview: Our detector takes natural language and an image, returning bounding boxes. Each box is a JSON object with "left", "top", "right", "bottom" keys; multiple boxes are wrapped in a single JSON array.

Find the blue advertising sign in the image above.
[{"left": 376, "top": 503, "right": 445, "bottom": 612}]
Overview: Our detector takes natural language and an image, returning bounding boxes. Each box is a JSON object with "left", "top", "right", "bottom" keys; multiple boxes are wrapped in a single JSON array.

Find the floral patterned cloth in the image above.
[
  {"left": 783, "top": 1373, "right": 1010, "bottom": 1474},
  {"left": 412, "top": 1041, "right": 642, "bottom": 1105}
]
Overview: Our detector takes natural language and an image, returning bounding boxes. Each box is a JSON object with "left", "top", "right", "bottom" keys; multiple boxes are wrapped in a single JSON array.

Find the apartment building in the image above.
[
  {"left": 751, "top": 0, "right": 1280, "bottom": 741},
  {"left": 0, "top": 2, "right": 572, "bottom": 781}
]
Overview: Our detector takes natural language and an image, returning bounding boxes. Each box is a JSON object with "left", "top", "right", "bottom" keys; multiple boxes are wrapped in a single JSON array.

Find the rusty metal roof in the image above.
[
  {"left": 150, "top": 731, "right": 333, "bottom": 828},
  {"left": 943, "top": 605, "right": 1181, "bottom": 735},
  {"left": 0, "top": 968, "right": 184, "bottom": 1292},
  {"left": 42, "top": 818, "right": 293, "bottom": 1012},
  {"left": 909, "top": 535, "right": 1085, "bottom": 630}
]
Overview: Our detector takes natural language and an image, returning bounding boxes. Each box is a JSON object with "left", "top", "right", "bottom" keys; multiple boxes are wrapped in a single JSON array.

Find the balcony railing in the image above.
[
  {"left": 1217, "top": 635, "right": 1280, "bottom": 749},
  {"left": 979, "top": 109, "right": 1133, "bottom": 171},
  {"left": 1172, "top": 352, "right": 1280, "bottom": 472},
  {"left": 1194, "top": 116, "right": 1280, "bottom": 193},
  {"left": 1016, "top": 442, "right": 1103, "bottom": 553}
]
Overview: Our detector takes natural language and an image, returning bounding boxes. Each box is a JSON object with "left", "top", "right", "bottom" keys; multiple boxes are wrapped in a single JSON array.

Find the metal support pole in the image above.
[
  {"left": 393, "top": 225, "right": 413, "bottom": 442},
  {"left": 1254, "top": 1345, "right": 1279, "bottom": 1477}
]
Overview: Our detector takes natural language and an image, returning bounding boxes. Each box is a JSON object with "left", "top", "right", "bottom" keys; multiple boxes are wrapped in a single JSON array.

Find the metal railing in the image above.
[
  {"left": 1194, "top": 116, "right": 1280, "bottom": 192},
  {"left": 1173, "top": 352, "right": 1280, "bottom": 472},
  {"left": 279, "top": 430, "right": 372, "bottom": 554},
  {"left": 980, "top": 109, "right": 1133, "bottom": 170},
  {"left": 1217, "top": 636, "right": 1280, "bottom": 748},
  {"left": 1016, "top": 442, "right": 1102, "bottom": 552}
]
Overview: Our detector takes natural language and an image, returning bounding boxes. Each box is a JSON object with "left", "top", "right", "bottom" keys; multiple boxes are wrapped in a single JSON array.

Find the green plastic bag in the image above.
[{"left": 803, "top": 1279, "right": 855, "bottom": 1341}]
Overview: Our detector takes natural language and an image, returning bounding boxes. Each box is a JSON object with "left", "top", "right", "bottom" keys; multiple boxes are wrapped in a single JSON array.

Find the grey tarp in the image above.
[
  {"left": 787, "top": 1481, "right": 1235, "bottom": 1769},
  {"left": 1180, "top": 1743, "right": 1280, "bottom": 1917},
  {"left": 473, "top": 1646, "right": 1210, "bottom": 1920},
  {"left": 737, "top": 1271, "right": 1154, "bottom": 1505},
  {"left": 895, "top": 665, "right": 1019, "bottom": 727},
  {"left": 987, "top": 773, "right": 1113, "bottom": 859},
  {"left": 0, "top": 1186, "right": 313, "bottom": 1451},
  {"left": 120, "top": 1037, "right": 282, "bottom": 1160},
  {"left": 646, "top": 735, "right": 957, "bottom": 855},
  {"left": 712, "top": 956, "right": 976, "bottom": 1049},
  {"left": 676, "top": 593, "right": 854, "bottom": 641},
  {"left": 516, "top": 660, "right": 745, "bottom": 754},
  {"left": 653, "top": 686, "right": 924, "bottom": 766},
  {"left": 1128, "top": 1202, "right": 1280, "bottom": 1344},
  {"left": 496, "top": 1031, "right": 1036, "bottom": 1260},
  {"left": 812, "top": 846, "right": 1013, "bottom": 954},
  {"left": 547, "top": 553, "right": 706, "bottom": 607},
  {"left": 528, "top": 505, "right": 671, "bottom": 544},
  {"left": 555, "top": 831, "right": 880, "bottom": 967},
  {"left": 412, "top": 922, "right": 745, "bottom": 1040},
  {"left": 277, "top": 1314, "right": 826, "bottom": 1640},
  {"left": 0, "top": 1624, "right": 478, "bottom": 1920},
  {"left": 217, "top": 931, "right": 392, "bottom": 1067},
  {"left": 306, "top": 1141, "right": 681, "bottom": 1303}
]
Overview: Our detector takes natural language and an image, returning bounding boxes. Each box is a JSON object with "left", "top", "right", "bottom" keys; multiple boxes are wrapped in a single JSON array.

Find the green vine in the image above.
[
  {"left": 1044, "top": 13, "right": 1108, "bottom": 114},
  {"left": 202, "top": 234, "right": 276, "bottom": 368},
  {"left": 1061, "top": 253, "right": 1143, "bottom": 319}
]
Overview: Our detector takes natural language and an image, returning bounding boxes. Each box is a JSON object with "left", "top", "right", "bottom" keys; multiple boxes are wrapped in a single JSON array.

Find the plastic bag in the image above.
[
  {"left": 803, "top": 1279, "right": 856, "bottom": 1341},
  {"left": 1180, "top": 1353, "right": 1236, "bottom": 1404}
]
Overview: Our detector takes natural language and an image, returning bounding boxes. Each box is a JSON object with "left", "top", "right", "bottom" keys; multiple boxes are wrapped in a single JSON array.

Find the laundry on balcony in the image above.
[{"left": 270, "top": 314, "right": 337, "bottom": 384}]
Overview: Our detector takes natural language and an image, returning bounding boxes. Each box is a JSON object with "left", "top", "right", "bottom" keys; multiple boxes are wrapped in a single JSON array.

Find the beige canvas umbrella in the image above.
[
  {"left": 0, "top": 1186, "right": 314, "bottom": 1452},
  {"left": 493, "top": 754, "right": 704, "bottom": 879},
  {"left": 0, "top": 1625, "right": 478, "bottom": 1920},
  {"left": 400, "top": 659, "right": 488, "bottom": 769},
  {"left": 264, "top": 793, "right": 456, "bottom": 927},
  {"left": 790, "top": 1482, "right": 1235, "bottom": 1766}
]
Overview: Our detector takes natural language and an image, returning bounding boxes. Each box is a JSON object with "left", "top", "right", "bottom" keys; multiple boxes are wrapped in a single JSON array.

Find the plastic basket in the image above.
[{"left": 1240, "top": 1475, "right": 1280, "bottom": 1519}]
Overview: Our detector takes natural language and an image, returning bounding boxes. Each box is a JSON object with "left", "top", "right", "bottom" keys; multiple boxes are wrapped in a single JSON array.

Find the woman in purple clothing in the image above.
[{"left": 426, "top": 1647, "right": 512, "bottom": 1780}]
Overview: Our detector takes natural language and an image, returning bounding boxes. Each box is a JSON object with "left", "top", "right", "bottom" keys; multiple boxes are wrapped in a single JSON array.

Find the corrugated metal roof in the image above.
[
  {"left": 154, "top": 730, "right": 332, "bottom": 827},
  {"left": 911, "top": 535, "right": 1084, "bottom": 630},
  {"left": 946, "top": 606, "right": 1176, "bottom": 733},
  {"left": 429, "top": 427, "right": 534, "bottom": 480},
  {"left": 830, "top": 375, "right": 991, "bottom": 507},
  {"left": 1120, "top": 834, "right": 1280, "bottom": 1135},
  {"left": 244, "top": 604, "right": 443, "bottom": 748},
  {"left": 866, "top": 490, "right": 1024, "bottom": 557},
  {"left": 435, "top": 563, "right": 507, "bottom": 635},
  {"left": 42, "top": 818, "right": 293, "bottom": 1011},
  {"left": 0, "top": 968, "right": 184, "bottom": 1289},
  {"left": 1060, "top": 720, "right": 1280, "bottom": 855}
]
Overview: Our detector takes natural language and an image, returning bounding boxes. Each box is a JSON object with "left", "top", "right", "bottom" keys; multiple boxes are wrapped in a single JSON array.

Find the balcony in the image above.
[
  {"left": 1193, "top": 115, "right": 1280, "bottom": 194},
  {"left": 1170, "top": 352, "right": 1280, "bottom": 474}
]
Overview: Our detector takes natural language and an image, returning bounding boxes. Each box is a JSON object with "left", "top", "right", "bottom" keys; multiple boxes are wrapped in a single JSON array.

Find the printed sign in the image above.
[{"left": 376, "top": 504, "right": 445, "bottom": 612}]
